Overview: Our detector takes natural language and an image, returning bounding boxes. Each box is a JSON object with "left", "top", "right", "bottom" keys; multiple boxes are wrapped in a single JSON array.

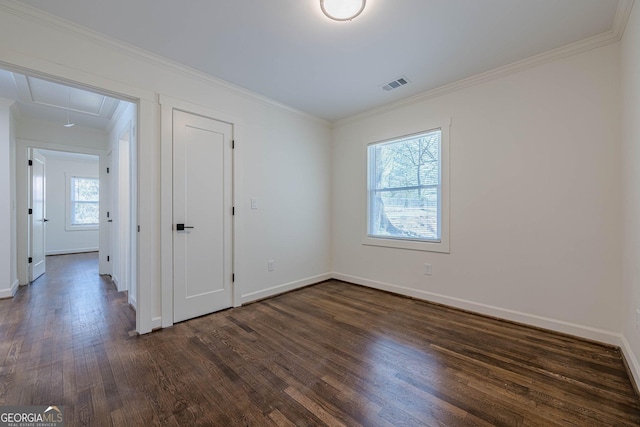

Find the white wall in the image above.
[
  {"left": 333, "top": 43, "right": 622, "bottom": 343},
  {"left": 621, "top": 2, "right": 640, "bottom": 386},
  {"left": 17, "top": 117, "right": 109, "bottom": 150},
  {"left": 107, "top": 102, "right": 136, "bottom": 303},
  {"left": 0, "top": 5, "right": 332, "bottom": 331},
  {"left": 40, "top": 151, "right": 100, "bottom": 255},
  {"left": 0, "top": 97, "right": 17, "bottom": 298}
]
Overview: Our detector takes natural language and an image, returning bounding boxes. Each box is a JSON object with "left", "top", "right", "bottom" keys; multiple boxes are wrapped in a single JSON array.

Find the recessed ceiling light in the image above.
[{"left": 320, "top": 0, "right": 366, "bottom": 21}]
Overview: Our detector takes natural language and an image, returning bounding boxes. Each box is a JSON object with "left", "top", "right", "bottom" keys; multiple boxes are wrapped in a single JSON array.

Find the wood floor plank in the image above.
[{"left": 1, "top": 253, "right": 639, "bottom": 425}]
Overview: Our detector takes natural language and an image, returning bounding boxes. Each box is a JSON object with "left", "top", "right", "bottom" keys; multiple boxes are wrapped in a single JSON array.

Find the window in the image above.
[
  {"left": 69, "top": 176, "right": 99, "bottom": 228},
  {"left": 366, "top": 125, "right": 449, "bottom": 252}
]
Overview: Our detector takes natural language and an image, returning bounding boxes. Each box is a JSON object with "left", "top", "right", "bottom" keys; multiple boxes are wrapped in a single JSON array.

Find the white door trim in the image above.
[
  {"left": 16, "top": 139, "right": 107, "bottom": 286},
  {"left": 159, "top": 94, "right": 243, "bottom": 328}
]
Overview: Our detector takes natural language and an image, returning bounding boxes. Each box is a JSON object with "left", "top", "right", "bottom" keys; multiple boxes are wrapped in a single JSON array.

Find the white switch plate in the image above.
[
  {"left": 268, "top": 260, "right": 275, "bottom": 272},
  {"left": 251, "top": 198, "right": 258, "bottom": 210},
  {"left": 424, "top": 264, "right": 432, "bottom": 275}
]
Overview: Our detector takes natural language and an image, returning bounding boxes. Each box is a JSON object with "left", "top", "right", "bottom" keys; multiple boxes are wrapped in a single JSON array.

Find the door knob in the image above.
[{"left": 176, "top": 224, "right": 194, "bottom": 231}]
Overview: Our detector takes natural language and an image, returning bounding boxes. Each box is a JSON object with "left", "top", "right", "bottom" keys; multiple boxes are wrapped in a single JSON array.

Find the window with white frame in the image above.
[
  {"left": 69, "top": 176, "right": 99, "bottom": 228},
  {"left": 366, "top": 125, "right": 449, "bottom": 253}
]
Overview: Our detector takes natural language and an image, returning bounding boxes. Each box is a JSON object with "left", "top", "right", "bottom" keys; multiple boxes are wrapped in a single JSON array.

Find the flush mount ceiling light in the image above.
[{"left": 320, "top": 0, "right": 366, "bottom": 21}]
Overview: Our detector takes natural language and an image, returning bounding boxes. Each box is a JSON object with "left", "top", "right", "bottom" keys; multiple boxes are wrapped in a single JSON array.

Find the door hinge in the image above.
[
  {"left": 137, "top": 225, "right": 140, "bottom": 232},
  {"left": 28, "top": 208, "right": 32, "bottom": 215},
  {"left": 232, "top": 140, "right": 235, "bottom": 149},
  {"left": 107, "top": 256, "right": 110, "bottom": 262},
  {"left": 232, "top": 274, "right": 235, "bottom": 283},
  {"left": 28, "top": 257, "right": 32, "bottom": 264},
  {"left": 28, "top": 160, "right": 32, "bottom": 166},
  {"left": 107, "top": 167, "right": 110, "bottom": 174},
  {"left": 232, "top": 207, "right": 235, "bottom": 216},
  {"left": 107, "top": 211, "right": 110, "bottom": 218}
]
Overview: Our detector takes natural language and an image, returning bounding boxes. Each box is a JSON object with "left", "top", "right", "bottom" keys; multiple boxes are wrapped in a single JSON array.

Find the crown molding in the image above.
[
  {"left": 612, "top": 0, "right": 635, "bottom": 39},
  {"left": 0, "top": 1, "right": 330, "bottom": 127},
  {"left": 334, "top": 0, "right": 635, "bottom": 128},
  {"left": 0, "top": 0, "right": 631, "bottom": 129}
]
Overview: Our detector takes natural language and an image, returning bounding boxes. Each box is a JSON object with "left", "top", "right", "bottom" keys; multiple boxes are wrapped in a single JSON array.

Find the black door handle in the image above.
[
  {"left": 108, "top": 220, "right": 113, "bottom": 223},
  {"left": 176, "top": 224, "right": 195, "bottom": 231},
  {"left": 43, "top": 218, "right": 49, "bottom": 222}
]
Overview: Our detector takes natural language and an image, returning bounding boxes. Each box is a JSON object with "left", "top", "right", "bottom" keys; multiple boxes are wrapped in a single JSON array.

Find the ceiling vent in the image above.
[{"left": 381, "top": 76, "right": 410, "bottom": 91}]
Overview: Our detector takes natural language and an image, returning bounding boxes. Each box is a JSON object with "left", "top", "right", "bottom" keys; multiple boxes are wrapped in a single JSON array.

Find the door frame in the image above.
[
  {"left": 17, "top": 141, "right": 107, "bottom": 284},
  {"left": 3, "top": 59, "right": 155, "bottom": 334},
  {"left": 159, "top": 94, "right": 243, "bottom": 328}
]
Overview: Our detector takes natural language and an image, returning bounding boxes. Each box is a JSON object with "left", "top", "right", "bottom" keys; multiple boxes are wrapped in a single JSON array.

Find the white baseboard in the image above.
[
  {"left": 241, "top": 272, "right": 333, "bottom": 304},
  {"left": 0, "top": 279, "right": 20, "bottom": 299},
  {"left": 332, "top": 272, "right": 621, "bottom": 346},
  {"left": 46, "top": 247, "right": 99, "bottom": 256},
  {"left": 129, "top": 294, "right": 137, "bottom": 310},
  {"left": 151, "top": 316, "right": 162, "bottom": 330},
  {"left": 620, "top": 335, "right": 640, "bottom": 394}
]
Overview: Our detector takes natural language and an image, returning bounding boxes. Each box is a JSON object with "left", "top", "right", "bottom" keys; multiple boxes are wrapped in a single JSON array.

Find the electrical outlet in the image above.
[
  {"left": 424, "top": 263, "right": 432, "bottom": 276},
  {"left": 268, "top": 260, "right": 275, "bottom": 272}
]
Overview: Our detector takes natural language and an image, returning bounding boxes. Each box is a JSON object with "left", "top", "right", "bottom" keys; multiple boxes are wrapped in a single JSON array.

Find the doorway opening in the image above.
[{"left": 1, "top": 68, "right": 140, "bottom": 322}]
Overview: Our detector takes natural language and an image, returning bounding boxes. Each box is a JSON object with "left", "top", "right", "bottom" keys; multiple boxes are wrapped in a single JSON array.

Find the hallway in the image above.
[{"left": 0, "top": 253, "right": 135, "bottom": 418}]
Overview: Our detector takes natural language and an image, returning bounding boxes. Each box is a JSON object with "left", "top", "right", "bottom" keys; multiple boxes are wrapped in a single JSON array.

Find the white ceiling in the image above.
[
  {"left": 14, "top": 0, "right": 623, "bottom": 121},
  {"left": 37, "top": 149, "right": 99, "bottom": 162},
  {"left": 0, "top": 69, "right": 123, "bottom": 129}
]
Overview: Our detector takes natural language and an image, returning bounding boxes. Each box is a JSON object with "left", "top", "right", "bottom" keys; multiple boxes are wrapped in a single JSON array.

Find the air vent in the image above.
[{"left": 382, "top": 76, "right": 410, "bottom": 91}]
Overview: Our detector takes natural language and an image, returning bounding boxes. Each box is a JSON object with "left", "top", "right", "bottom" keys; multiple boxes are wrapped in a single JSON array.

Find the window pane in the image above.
[
  {"left": 73, "top": 202, "right": 99, "bottom": 225},
  {"left": 72, "top": 177, "right": 99, "bottom": 202},
  {"left": 371, "top": 188, "right": 439, "bottom": 240},
  {"left": 368, "top": 129, "right": 441, "bottom": 242},
  {"left": 373, "top": 130, "right": 440, "bottom": 190},
  {"left": 70, "top": 177, "right": 99, "bottom": 225}
]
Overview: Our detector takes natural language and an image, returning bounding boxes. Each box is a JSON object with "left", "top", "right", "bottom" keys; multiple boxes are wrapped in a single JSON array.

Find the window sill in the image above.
[
  {"left": 66, "top": 225, "right": 99, "bottom": 232},
  {"left": 363, "top": 236, "right": 449, "bottom": 253}
]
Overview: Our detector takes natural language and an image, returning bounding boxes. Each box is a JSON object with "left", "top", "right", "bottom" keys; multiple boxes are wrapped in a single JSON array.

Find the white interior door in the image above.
[
  {"left": 107, "top": 151, "right": 116, "bottom": 280},
  {"left": 173, "top": 110, "right": 233, "bottom": 323},
  {"left": 30, "top": 149, "right": 46, "bottom": 282}
]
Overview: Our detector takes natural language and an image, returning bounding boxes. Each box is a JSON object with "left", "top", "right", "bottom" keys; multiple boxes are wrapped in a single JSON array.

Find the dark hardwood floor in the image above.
[{"left": 1, "top": 253, "right": 639, "bottom": 426}]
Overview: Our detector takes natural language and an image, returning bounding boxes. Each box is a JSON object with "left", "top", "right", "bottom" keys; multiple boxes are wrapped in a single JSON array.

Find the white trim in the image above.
[
  {"left": 0, "top": 280, "right": 20, "bottom": 299},
  {"left": 46, "top": 247, "right": 98, "bottom": 255},
  {"left": 332, "top": 272, "right": 621, "bottom": 346},
  {"left": 135, "top": 98, "right": 156, "bottom": 335},
  {"left": 241, "top": 273, "right": 333, "bottom": 304},
  {"left": 0, "top": 1, "right": 327, "bottom": 126},
  {"left": 151, "top": 316, "right": 162, "bottom": 330},
  {"left": 363, "top": 121, "right": 450, "bottom": 253},
  {"left": 129, "top": 292, "right": 137, "bottom": 310},
  {"left": 620, "top": 335, "right": 640, "bottom": 394},
  {"left": 612, "top": 0, "right": 636, "bottom": 39},
  {"left": 334, "top": 0, "right": 636, "bottom": 128}
]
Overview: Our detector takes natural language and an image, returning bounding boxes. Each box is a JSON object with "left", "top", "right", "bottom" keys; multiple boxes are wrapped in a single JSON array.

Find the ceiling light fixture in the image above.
[
  {"left": 320, "top": 0, "right": 366, "bottom": 21},
  {"left": 64, "top": 91, "right": 75, "bottom": 128}
]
